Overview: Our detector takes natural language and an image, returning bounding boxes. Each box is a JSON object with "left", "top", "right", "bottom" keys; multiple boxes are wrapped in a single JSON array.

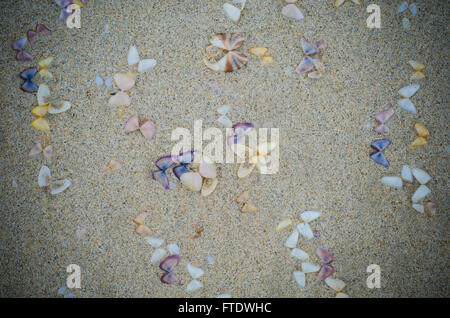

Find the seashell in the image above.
[
  {"left": 285, "top": 0, "right": 297, "bottom": 3},
  {"left": 301, "top": 210, "right": 322, "bottom": 223},
  {"left": 94, "top": 75, "right": 104, "bottom": 86},
  {"left": 43, "top": 145, "right": 53, "bottom": 160},
  {"left": 276, "top": 219, "right": 292, "bottom": 232},
  {"left": 237, "top": 162, "right": 256, "bottom": 178},
  {"left": 397, "top": 99, "right": 416, "bottom": 114},
  {"left": 201, "top": 178, "right": 218, "bottom": 197},
  {"left": 381, "top": 176, "right": 403, "bottom": 188},
  {"left": 399, "top": 84, "right": 420, "bottom": 98},
  {"left": 109, "top": 91, "right": 131, "bottom": 107},
  {"left": 374, "top": 124, "right": 389, "bottom": 134},
  {"left": 12, "top": 37, "right": 27, "bottom": 51},
  {"left": 297, "top": 223, "right": 314, "bottom": 239},
  {"left": 37, "top": 84, "right": 50, "bottom": 105},
  {"left": 223, "top": 3, "right": 241, "bottom": 23},
  {"left": 105, "top": 77, "right": 114, "bottom": 88},
  {"left": 317, "top": 264, "right": 335, "bottom": 280},
  {"left": 325, "top": 277, "right": 346, "bottom": 292},
  {"left": 412, "top": 185, "right": 431, "bottom": 203},
  {"left": 138, "top": 59, "right": 157, "bottom": 73},
  {"left": 155, "top": 155, "right": 175, "bottom": 171},
  {"left": 296, "top": 56, "right": 314, "bottom": 74},
  {"left": 209, "top": 33, "right": 245, "bottom": 51},
  {"left": 308, "top": 71, "right": 322, "bottom": 79},
  {"left": 152, "top": 170, "right": 170, "bottom": 190},
  {"left": 301, "top": 38, "right": 319, "bottom": 55},
  {"left": 217, "top": 294, "right": 231, "bottom": 298},
  {"left": 291, "top": 248, "right": 309, "bottom": 261},
  {"left": 411, "top": 168, "right": 431, "bottom": 185},
  {"left": 127, "top": 45, "right": 140, "bottom": 65},
  {"left": 261, "top": 56, "right": 274, "bottom": 65},
  {"left": 249, "top": 47, "right": 268, "bottom": 58},
  {"left": 151, "top": 248, "right": 167, "bottom": 263},
  {"left": 415, "top": 123, "right": 429, "bottom": 137},
  {"left": 334, "top": 0, "right": 345, "bottom": 7},
  {"left": 412, "top": 204, "right": 424, "bottom": 213},
  {"left": 281, "top": 4, "right": 304, "bottom": 20},
  {"left": 175, "top": 151, "right": 195, "bottom": 165},
  {"left": 401, "top": 165, "right": 413, "bottom": 183},
  {"left": 370, "top": 152, "right": 389, "bottom": 168},
  {"left": 251, "top": 155, "right": 268, "bottom": 173},
  {"left": 124, "top": 115, "right": 140, "bottom": 133},
  {"left": 371, "top": 139, "right": 391, "bottom": 152},
  {"left": 50, "top": 179, "right": 71, "bottom": 195},
  {"left": 336, "top": 293, "right": 350, "bottom": 298},
  {"left": 160, "top": 255, "right": 180, "bottom": 272},
  {"left": 236, "top": 190, "right": 250, "bottom": 203},
  {"left": 140, "top": 119, "right": 156, "bottom": 140},
  {"left": 402, "top": 17, "right": 410, "bottom": 29},
  {"left": 425, "top": 202, "right": 436, "bottom": 217},
  {"left": 135, "top": 224, "right": 152, "bottom": 236},
  {"left": 241, "top": 202, "right": 258, "bottom": 213},
  {"left": 411, "top": 137, "right": 427, "bottom": 147},
  {"left": 316, "top": 248, "right": 334, "bottom": 264},
  {"left": 146, "top": 237, "right": 164, "bottom": 247},
  {"left": 233, "top": 122, "right": 254, "bottom": 137},
  {"left": 32, "top": 118, "right": 50, "bottom": 131},
  {"left": 218, "top": 116, "right": 233, "bottom": 128},
  {"left": 38, "top": 165, "right": 51, "bottom": 187},
  {"left": 133, "top": 212, "right": 147, "bottom": 225},
  {"left": 206, "top": 255, "right": 215, "bottom": 265},
  {"left": 49, "top": 101, "right": 71, "bottom": 114},
  {"left": 32, "top": 105, "right": 49, "bottom": 117},
  {"left": 397, "top": 1, "right": 408, "bottom": 13},
  {"left": 166, "top": 244, "right": 180, "bottom": 255},
  {"left": 29, "top": 143, "right": 43, "bottom": 157},
  {"left": 217, "top": 105, "right": 231, "bottom": 115},
  {"left": 302, "top": 263, "right": 320, "bottom": 273},
  {"left": 187, "top": 280, "right": 203, "bottom": 292},
  {"left": 409, "top": 3, "right": 418, "bottom": 16},
  {"left": 375, "top": 107, "right": 394, "bottom": 124},
  {"left": 408, "top": 60, "right": 425, "bottom": 71},
  {"left": 114, "top": 73, "right": 136, "bottom": 91},
  {"left": 285, "top": 230, "right": 299, "bottom": 248},
  {"left": 293, "top": 271, "right": 306, "bottom": 288},
  {"left": 257, "top": 142, "right": 276, "bottom": 156},
  {"left": 410, "top": 71, "right": 425, "bottom": 81},
  {"left": 180, "top": 172, "right": 203, "bottom": 192},
  {"left": 161, "top": 272, "right": 180, "bottom": 284},
  {"left": 187, "top": 263, "right": 204, "bottom": 279}
]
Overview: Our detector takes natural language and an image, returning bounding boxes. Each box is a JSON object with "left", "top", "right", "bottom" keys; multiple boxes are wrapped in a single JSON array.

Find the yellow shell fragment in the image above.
[
  {"left": 261, "top": 56, "right": 274, "bottom": 65},
  {"left": 117, "top": 109, "right": 125, "bottom": 119},
  {"left": 249, "top": 47, "right": 268, "bottom": 58},
  {"left": 415, "top": 123, "right": 429, "bottom": 137},
  {"left": 38, "top": 57, "right": 54, "bottom": 79},
  {"left": 276, "top": 219, "right": 293, "bottom": 232},
  {"left": 31, "top": 117, "right": 50, "bottom": 131},
  {"left": 334, "top": 0, "right": 345, "bottom": 6},
  {"left": 135, "top": 224, "right": 151, "bottom": 236},
  {"left": 411, "top": 71, "right": 425, "bottom": 80},
  {"left": 241, "top": 202, "right": 258, "bottom": 213},
  {"left": 133, "top": 213, "right": 148, "bottom": 226},
  {"left": 408, "top": 60, "right": 425, "bottom": 71},
  {"left": 32, "top": 104, "right": 49, "bottom": 117},
  {"left": 411, "top": 137, "right": 427, "bottom": 148}
]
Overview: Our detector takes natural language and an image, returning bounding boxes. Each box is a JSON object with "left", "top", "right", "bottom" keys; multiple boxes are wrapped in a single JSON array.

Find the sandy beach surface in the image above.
[{"left": 0, "top": 0, "right": 448, "bottom": 297}]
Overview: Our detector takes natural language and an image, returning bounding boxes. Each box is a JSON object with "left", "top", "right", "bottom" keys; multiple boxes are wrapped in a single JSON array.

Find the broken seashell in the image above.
[
  {"left": 32, "top": 117, "right": 50, "bottom": 131},
  {"left": 336, "top": 292, "right": 350, "bottom": 298},
  {"left": 127, "top": 46, "right": 140, "bottom": 65},
  {"left": 375, "top": 107, "right": 394, "bottom": 124},
  {"left": 293, "top": 271, "right": 306, "bottom": 288},
  {"left": 161, "top": 272, "right": 180, "bottom": 284},
  {"left": 410, "top": 71, "right": 425, "bottom": 81},
  {"left": 415, "top": 123, "right": 429, "bottom": 137},
  {"left": 133, "top": 212, "right": 147, "bottom": 225},
  {"left": 302, "top": 263, "right": 320, "bottom": 273},
  {"left": 207, "top": 255, "right": 215, "bottom": 265},
  {"left": 411, "top": 137, "right": 427, "bottom": 147},
  {"left": 370, "top": 152, "right": 389, "bottom": 168},
  {"left": 296, "top": 56, "right": 314, "bottom": 74},
  {"left": 281, "top": 4, "right": 304, "bottom": 20},
  {"left": 409, "top": 3, "right": 418, "bottom": 16},
  {"left": 285, "top": 230, "right": 298, "bottom": 248},
  {"left": 401, "top": 165, "right": 413, "bottom": 183},
  {"left": 257, "top": 142, "right": 276, "bottom": 156},
  {"left": 155, "top": 155, "right": 175, "bottom": 171},
  {"left": 135, "top": 224, "right": 152, "bottom": 236},
  {"left": 397, "top": 1, "right": 408, "bottom": 13},
  {"left": 199, "top": 158, "right": 217, "bottom": 178},
  {"left": 32, "top": 105, "right": 49, "bottom": 117},
  {"left": 399, "top": 84, "right": 420, "bottom": 98},
  {"left": 371, "top": 139, "right": 391, "bottom": 152},
  {"left": 187, "top": 280, "right": 203, "bottom": 292},
  {"left": 38, "top": 165, "right": 51, "bottom": 187},
  {"left": 412, "top": 204, "right": 424, "bottom": 213},
  {"left": 109, "top": 91, "right": 131, "bottom": 107},
  {"left": 152, "top": 170, "right": 170, "bottom": 190},
  {"left": 297, "top": 223, "right": 314, "bottom": 239},
  {"left": 217, "top": 105, "right": 231, "bottom": 115},
  {"left": 173, "top": 165, "right": 189, "bottom": 180},
  {"left": 204, "top": 51, "right": 249, "bottom": 72},
  {"left": 167, "top": 244, "right": 180, "bottom": 255},
  {"left": 49, "top": 101, "right": 71, "bottom": 114},
  {"left": 201, "top": 178, "right": 218, "bottom": 197},
  {"left": 411, "top": 168, "right": 431, "bottom": 185},
  {"left": 291, "top": 248, "right": 309, "bottom": 261},
  {"left": 160, "top": 255, "right": 180, "bottom": 272},
  {"left": 325, "top": 277, "right": 346, "bottom": 292},
  {"left": 114, "top": 73, "right": 136, "bottom": 91},
  {"left": 146, "top": 237, "right": 164, "bottom": 247},
  {"left": 408, "top": 60, "right": 425, "bottom": 71},
  {"left": 425, "top": 202, "right": 436, "bottom": 216},
  {"left": 300, "top": 210, "right": 322, "bottom": 223},
  {"left": 402, "top": 17, "right": 410, "bottom": 29},
  {"left": 316, "top": 248, "right": 334, "bottom": 264},
  {"left": 276, "top": 219, "right": 292, "bottom": 232},
  {"left": 241, "top": 202, "right": 258, "bottom": 213},
  {"left": 236, "top": 190, "right": 249, "bottom": 203},
  {"left": 29, "top": 143, "right": 43, "bottom": 157},
  {"left": 317, "top": 264, "right": 335, "bottom": 281},
  {"left": 139, "top": 119, "right": 156, "bottom": 140},
  {"left": 151, "top": 248, "right": 167, "bottom": 263},
  {"left": 124, "top": 115, "right": 140, "bottom": 133},
  {"left": 138, "top": 59, "right": 156, "bottom": 73},
  {"left": 412, "top": 185, "right": 431, "bottom": 203},
  {"left": 180, "top": 172, "right": 203, "bottom": 192},
  {"left": 223, "top": 3, "right": 241, "bottom": 23},
  {"left": 233, "top": 122, "right": 254, "bottom": 137},
  {"left": 237, "top": 162, "right": 256, "bottom": 178},
  {"left": 209, "top": 33, "right": 245, "bottom": 51},
  {"left": 261, "top": 56, "right": 274, "bottom": 65},
  {"left": 43, "top": 145, "right": 54, "bottom": 160},
  {"left": 381, "top": 176, "right": 403, "bottom": 188},
  {"left": 187, "top": 263, "right": 204, "bottom": 279},
  {"left": 50, "top": 179, "right": 71, "bottom": 195},
  {"left": 249, "top": 47, "right": 268, "bottom": 58}
]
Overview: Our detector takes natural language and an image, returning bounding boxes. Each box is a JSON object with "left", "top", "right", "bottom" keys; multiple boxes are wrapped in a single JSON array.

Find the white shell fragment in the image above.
[
  {"left": 381, "top": 176, "right": 403, "bottom": 188},
  {"left": 38, "top": 165, "right": 51, "bottom": 187},
  {"left": 285, "top": 230, "right": 299, "bottom": 248},
  {"left": 49, "top": 101, "right": 71, "bottom": 114},
  {"left": 151, "top": 248, "right": 167, "bottom": 263},
  {"left": 180, "top": 172, "right": 203, "bottom": 192},
  {"left": 397, "top": 1, "right": 408, "bottom": 13},
  {"left": 411, "top": 168, "right": 431, "bottom": 185},
  {"left": 401, "top": 165, "right": 413, "bottom": 183},
  {"left": 187, "top": 280, "right": 203, "bottom": 292},
  {"left": 412, "top": 204, "right": 424, "bottom": 213},
  {"left": 325, "top": 277, "right": 346, "bottom": 292},
  {"left": 281, "top": 4, "right": 304, "bottom": 20},
  {"left": 187, "top": 263, "right": 204, "bottom": 279},
  {"left": 300, "top": 210, "right": 322, "bottom": 223},
  {"left": 217, "top": 105, "right": 231, "bottom": 115},
  {"left": 127, "top": 45, "right": 140, "bottom": 65},
  {"left": 412, "top": 185, "right": 431, "bottom": 203},
  {"left": 223, "top": 3, "right": 241, "bottom": 23},
  {"left": 399, "top": 84, "right": 420, "bottom": 98},
  {"left": 397, "top": 99, "right": 416, "bottom": 114},
  {"left": 402, "top": 17, "right": 410, "bottom": 29},
  {"left": 409, "top": 3, "right": 418, "bottom": 16},
  {"left": 293, "top": 271, "right": 306, "bottom": 288},
  {"left": 94, "top": 75, "right": 104, "bottom": 86},
  {"left": 206, "top": 255, "right": 215, "bottom": 265},
  {"left": 50, "top": 179, "right": 71, "bottom": 195},
  {"left": 218, "top": 115, "right": 233, "bottom": 128},
  {"left": 146, "top": 237, "right": 164, "bottom": 247},
  {"left": 167, "top": 243, "right": 180, "bottom": 255},
  {"left": 105, "top": 77, "right": 113, "bottom": 88},
  {"left": 296, "top": 223, "right": 314, "bottom": 239},
  {"left": 217, "top": 294, "right": 232, "bottom": 298},
  {"left": 138, "top": 59, "right": 157, "bottom": 73},
  {"left": 276, "top": 219, "right": 293, "bottom": 232},
  {"left": 291, "top": 248, "right": 309, "bottom": 261},
  {"left": 301, "top": 262, "right": 320, "bottom": 273}
]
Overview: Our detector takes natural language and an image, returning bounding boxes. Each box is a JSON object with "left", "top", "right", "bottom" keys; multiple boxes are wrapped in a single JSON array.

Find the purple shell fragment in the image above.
[
  {"left": 152, "top": 170, "right": 170, "bottom": 189},
  {"left": 296, "top": 56, "right": 314, "bottom": 74},
  {"left": 301, "top": 38, "right": 319, "bottom": 55},
  {"left": 161, "top": 272, "right": 180, "bottom": 285},
  {"left": 20, "top": 67, "right": 39, "bottom": 80},
  {"left": 27, "top": 30, "right": 38, "bottom": 44},
  {"left": 175, "top": 150, "right": 195, "bottom": 164},
  {"left": 371, "top": 139, "right": 391, "bottom": 152},
  {"left": 317, "top": 265, "right": 335, "bottom": 281},
  {"left": 370, "top": 152, "right": 389, "bottom": 168},
  {"left": 160, "top": 255, "right": 180, "bottom": 273},
  {"left": 173, "top": 165, "right": 189, "bottom": 180},
  {"left": 232, "top": 123, "right": 254, "bottom": 138},
  {"left": 55, "top": 0, "right": 72, "bottom": 8},
  {"left": 374, "top": 107, "right": 394, "bottom": 124},
  {"left": 12, "top": 37, "right": 27, "bottom": 51},
  {"left": 36, "top": 24, "right": 52, "bottom": 35},
  {"left": 16, "top": 51, "right": 33, "bottom": 62},
  {"left": 373, "top": 123, "right": 389, "bottom": 134},
  {"left": 316, "top": 248, "right": 334, "bottom": 264},
  {"left": 155, "top": 155, "right": 174, "bottom": 171}
]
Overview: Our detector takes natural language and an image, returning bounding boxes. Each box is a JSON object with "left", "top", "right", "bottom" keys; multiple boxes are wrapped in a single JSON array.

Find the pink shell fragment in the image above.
[
  {"left": 296, "top": 56, "right": 314, "bottom": 74},
  {"left": 124, "top": 115, "right": 140, "bottom": 133},
  {"left": 317, "top": 264, "right": 335, "bottom": 281},
  {"left": 375, "top": 107, "right": 394, "bottom": 124},
  {"left": 161, "top": 272, "right": 180, "bottom": 284},
  {"left": 36, "top": 24, "right": 52, "bottom": 35},
  {"left": 301, "top": 38, "right": 319, "bottom": 55},
  {"left": 374, "top": 124, "right": 389, "bottom": 134},
  {"left": 28, "top": 143, "right": 43, "bottom": 157},
  {"left": 27, "top": 30, "right": 38, "bottom": 44},
  {"left": 316, "top": 248, "right": 334, "bottom": 264},
  {"left": 16, "top": 50, "right": 33, "bottom": 62},
  {"left": 160, "top": 255, "right": 180, "bottom": 272},
  {"left": 139, "top": 119, "right": 156, "bottom": 140}
]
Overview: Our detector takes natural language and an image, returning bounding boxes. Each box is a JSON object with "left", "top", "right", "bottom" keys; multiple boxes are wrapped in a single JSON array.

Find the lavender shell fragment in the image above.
[
  {"left": 161, "top": 272, "right": 180, "bottom": 285},
  {"left": 317, "top": 264, "right": 335, "bottom": 281},
  {"left": 160, "top": 255, "right": 181, "bottom": 272},
  {"left": 370, "top": 152, "right": 390, "bottom": 168},
  {"left": 173, "top": 165, "right": 189, "bottom": 179},
  {"left": 155, "top": 155, "right": 174, "bottom": 171},
  {"left": 316, "top": 248, "right": 334, "bottom": 264},
  {"left": 371, "top": 139, "right": 391, "bottom": 152},
  {"left": 152, "top": 170, "right": 170, "bottom": 189},
  {"left": 232, "top": 123, "right": 254, "bottom": 138}
]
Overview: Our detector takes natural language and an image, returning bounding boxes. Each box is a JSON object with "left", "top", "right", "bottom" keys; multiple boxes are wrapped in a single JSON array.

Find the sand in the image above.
[{"left": 0, "top": 0, "right": 448, "bottom": 297}]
